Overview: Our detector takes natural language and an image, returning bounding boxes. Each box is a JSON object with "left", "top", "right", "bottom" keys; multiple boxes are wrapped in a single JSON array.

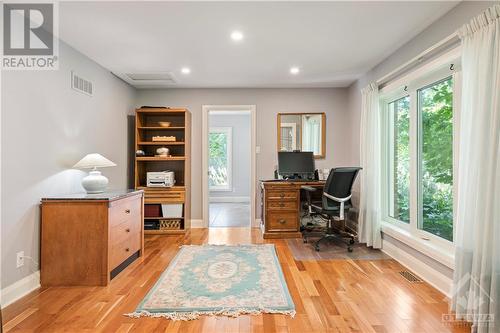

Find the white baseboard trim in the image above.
[
  {"left": 382, "top": 240, "right": 452, "bottom": 298},
  {"left": 191, "top": 219, "right": 260, "bottom": 228},
  {"left": 209, "top": 196, "right": 250, "bottom": 203},
  {"left": 1, "top": 270, "right": 40, "bottom": 308},
  {"left": 190, "top": 219, "right": 206, "bottom": 228}
]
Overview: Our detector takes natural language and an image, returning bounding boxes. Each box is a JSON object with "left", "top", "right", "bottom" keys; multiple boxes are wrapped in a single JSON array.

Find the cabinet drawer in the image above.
[
  {"left": 266, "top": 190, "right": 298, "bottom": 200},
  {"left": 110, "top": 233, "right": 141, "bottom": 270},
  {"left": 110, "top": 218, "right": 140, "bottom": 246},
  {"left": 267, "top": 200, "right": 297, "bottom": 210},
  {"left": 144, "top": 190, "right": 185, "bottom": 203},
  {"left": 267, "top": 212, "right": 298, "bottom": 231},
  {"left": 109, "top": 195, "right": 142, "bottom": 227}
]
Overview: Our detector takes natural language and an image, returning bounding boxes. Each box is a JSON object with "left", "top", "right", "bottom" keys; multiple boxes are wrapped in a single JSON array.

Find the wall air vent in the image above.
[
  {"left": 112, "top": 72, "right": 177, "bottom": 88},
  {"left": 71, "top": 71, "right": 93, "bottom": 96}
]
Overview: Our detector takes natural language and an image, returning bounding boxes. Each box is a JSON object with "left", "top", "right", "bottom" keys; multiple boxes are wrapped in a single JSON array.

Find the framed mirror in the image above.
[{"left": 277, "top": 113, "right": 326, "bottom": 158}]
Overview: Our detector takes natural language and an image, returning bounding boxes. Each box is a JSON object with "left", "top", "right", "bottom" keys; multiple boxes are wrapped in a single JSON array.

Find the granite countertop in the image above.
[{"left": 41, "top": 189, "right": 143, "bottom": 201}]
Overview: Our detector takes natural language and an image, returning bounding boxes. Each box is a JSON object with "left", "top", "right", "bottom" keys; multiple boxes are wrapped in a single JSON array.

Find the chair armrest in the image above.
[
  {"left": 323, "top": 193, "right": 352, "bottom": 220},
  {"left": 323, "top": 192, "right": 351, "bottom": 202}
]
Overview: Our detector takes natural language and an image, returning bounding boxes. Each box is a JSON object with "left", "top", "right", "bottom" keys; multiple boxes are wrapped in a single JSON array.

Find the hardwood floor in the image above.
[{"left": 3, "top": 228, "right": 469, "bottom": 333}]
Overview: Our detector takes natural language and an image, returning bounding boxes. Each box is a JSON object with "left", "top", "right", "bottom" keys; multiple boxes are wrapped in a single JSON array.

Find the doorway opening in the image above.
[{"left": 202, "top": 106, "right": 256, "bottom": 228}]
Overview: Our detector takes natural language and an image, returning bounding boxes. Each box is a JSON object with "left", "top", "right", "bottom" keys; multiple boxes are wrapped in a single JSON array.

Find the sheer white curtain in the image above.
[
  {"left": 358, "top": 83, "right": 382, "bottom": 249},
  {"left": 451, "top": 5, "right": 500, "bottom": 332},
  {"left": 302, "top": 115, "right": 321, "bottom": 155}
]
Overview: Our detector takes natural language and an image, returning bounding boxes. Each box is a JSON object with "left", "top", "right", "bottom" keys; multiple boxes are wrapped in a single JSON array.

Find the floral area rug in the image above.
[{"left": 126, "top": 244, "right": 295, "bottom": 320}]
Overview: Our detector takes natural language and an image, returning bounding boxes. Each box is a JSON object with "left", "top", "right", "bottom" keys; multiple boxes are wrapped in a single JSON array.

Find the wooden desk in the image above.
[
  {"left": 41, "top": 190, "right": 144, "bottom": 286},
  {"left": 260, "top": 180, "right": 325, "bottom": 239}
]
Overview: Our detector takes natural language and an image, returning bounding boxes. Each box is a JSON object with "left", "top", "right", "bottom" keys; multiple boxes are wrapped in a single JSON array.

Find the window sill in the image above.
[{"left": 381, "top": 222, "right": 455, "bottom": 269}]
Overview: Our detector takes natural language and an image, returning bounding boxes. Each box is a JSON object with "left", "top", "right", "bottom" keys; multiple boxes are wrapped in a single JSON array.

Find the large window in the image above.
[
  {"left": 381, "top": 59, "right": 459, "bottom": 245},
  {"left": 209, "top": 127, "right": 232, "bottom": 191}
]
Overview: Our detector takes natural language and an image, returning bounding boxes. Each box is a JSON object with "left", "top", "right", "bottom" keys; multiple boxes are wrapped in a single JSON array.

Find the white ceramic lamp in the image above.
[{"left": 73, "top": 153, "right": 116, "bottom": 194}]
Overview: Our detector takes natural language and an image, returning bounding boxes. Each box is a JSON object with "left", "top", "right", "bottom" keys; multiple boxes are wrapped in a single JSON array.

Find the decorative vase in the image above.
[{"left": 156, "top": 147, "right": 170, "bottom": 156}]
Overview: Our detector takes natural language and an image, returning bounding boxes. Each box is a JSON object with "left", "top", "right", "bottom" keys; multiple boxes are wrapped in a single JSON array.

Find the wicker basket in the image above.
[{"left": 159, "top": 219, "right": 182, "bottom": 230}]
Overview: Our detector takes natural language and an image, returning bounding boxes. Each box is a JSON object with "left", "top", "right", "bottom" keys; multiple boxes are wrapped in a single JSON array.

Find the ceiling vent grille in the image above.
[
  {"left": 112, "top": 72, "right": 177, "bottom": 88},
  {"left": 126, "top": 73, "right": 176, "bottom": 83},
  {"left": 71, "top": 71, "right": 93, "bottom": 96}
]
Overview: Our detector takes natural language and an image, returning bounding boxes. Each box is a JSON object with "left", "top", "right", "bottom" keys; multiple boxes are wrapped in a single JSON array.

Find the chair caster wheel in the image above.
[
  {"left": 348, "top": 247, "right": 353, "bottom": 252},
  {"left": 315, "top": 245, "right": 320, "bottom": 252},
  {"left": 349, "top": 239, "right": 355, "bottom": 245}
]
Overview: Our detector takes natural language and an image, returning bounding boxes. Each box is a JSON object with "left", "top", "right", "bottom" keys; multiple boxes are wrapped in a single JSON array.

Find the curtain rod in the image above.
[{"left": 376, "top": 32, "right": 460, "bottom": 88}]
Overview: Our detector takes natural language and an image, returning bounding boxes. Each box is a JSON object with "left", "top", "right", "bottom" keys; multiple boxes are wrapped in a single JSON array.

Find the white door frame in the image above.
[{"left": 202, "top": 105, "right": 257, "bottom": 228}]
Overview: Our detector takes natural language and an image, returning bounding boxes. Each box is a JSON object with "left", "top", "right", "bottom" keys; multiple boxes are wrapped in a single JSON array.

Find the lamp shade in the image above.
[{"left": 73, "top": 153, "right": 116, "bottom": 169}]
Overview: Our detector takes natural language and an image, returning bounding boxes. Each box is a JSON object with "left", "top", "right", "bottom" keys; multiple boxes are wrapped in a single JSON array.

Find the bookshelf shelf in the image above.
[
  {"left": 136, "top": 156, "right": 186, "bottom": 161},
  {"left": 138, "top": 126, "right": 185, "bottom": 130},
  {"left": 137, "top": 142, "right": 185, "bottom": 146}
]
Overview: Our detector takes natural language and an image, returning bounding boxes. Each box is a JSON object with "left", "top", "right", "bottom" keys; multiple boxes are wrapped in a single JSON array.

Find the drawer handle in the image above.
[
  {"left": 125, "top": 228, "right": 131, "bottom": 233},
  {"left": 279, "top": 203, "right": 285, "bottom": 207},
  {"left": 125, "top": 248, "right": 130, "bottom": 252},
  {"left": 279, "top": 219, "right": 286, "bottom": 224},
  {"left": 280, "top": 193, "right": 285, "bottom": 197},
  {"left": 125, "top": 209, "right": 131, "bottom": 214}
]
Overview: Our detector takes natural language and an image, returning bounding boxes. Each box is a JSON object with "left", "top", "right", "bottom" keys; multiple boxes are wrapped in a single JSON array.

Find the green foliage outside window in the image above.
[
  {"left": 390, "top": 77, "right": 453, "bottom": 242},
  {"left": 392, "top": 96, "right": 410, "bottom": 223},
  {"left": 209, "top": 132, "right": 229, "bottom": 188},
  {"left": 419, "top": 78, "right": 453, "bottom": 241}
]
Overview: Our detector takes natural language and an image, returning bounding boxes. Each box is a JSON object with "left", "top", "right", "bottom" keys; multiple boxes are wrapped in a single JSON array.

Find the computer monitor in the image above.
[{"left": 277, "top": 151, "right": 315, "bottom": 179}]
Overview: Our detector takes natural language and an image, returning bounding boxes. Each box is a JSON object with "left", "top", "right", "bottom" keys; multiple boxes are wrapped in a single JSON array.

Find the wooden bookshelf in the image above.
[{"left": 134, "top": 107, "right": 191, "bottom": 234}]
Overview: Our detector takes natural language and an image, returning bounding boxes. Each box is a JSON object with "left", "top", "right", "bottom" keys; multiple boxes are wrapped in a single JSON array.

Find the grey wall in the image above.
[
  {"left": 135, "top": 88, "right": 350, "bottom": 219},
  {"left": 209, "top": 113, "right": 251, "bottom": 199},
  {"left": 1, "top": 41, "right": 136, "bottom": 289}
]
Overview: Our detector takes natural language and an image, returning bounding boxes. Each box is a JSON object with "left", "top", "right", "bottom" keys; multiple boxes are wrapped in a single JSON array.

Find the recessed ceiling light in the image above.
[
  {"left": 290, "top": 67, "right": 300, "bottom": 75},
  {"left": 181, "top": 67, "right": 191, "bottom": 74},
  {"left": 231, "top": 31, "right": 244, "bottom": 42}
]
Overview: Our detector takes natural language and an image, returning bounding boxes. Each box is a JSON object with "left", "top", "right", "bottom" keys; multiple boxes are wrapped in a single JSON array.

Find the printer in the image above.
[{"left": 147, "top": 171, "right": 175, "bottom": 187}]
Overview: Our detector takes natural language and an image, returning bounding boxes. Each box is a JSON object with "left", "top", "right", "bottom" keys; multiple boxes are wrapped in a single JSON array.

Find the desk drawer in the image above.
[
  {"left": 266, "top": 190, "right": 297, "bottom": 200},
  {"left": 110, "top": 233, "right": 141, "bottom": 270},
  {"left": 109, "top": 196, "right": 142, "bottom": 227},
  {"left": 110, "top": 218, "right": 140, "bottom": 246},
  {"left": 267, "top": 200, "right": 297, "bottom": 210},
  {"left": 267, "top": 212, "right": 298, "bottom": 231}
]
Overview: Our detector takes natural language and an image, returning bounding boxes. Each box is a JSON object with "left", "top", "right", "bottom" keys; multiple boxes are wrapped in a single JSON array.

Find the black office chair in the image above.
[{"left": 301, "top": 167, "right": 362, "bottom": 252}]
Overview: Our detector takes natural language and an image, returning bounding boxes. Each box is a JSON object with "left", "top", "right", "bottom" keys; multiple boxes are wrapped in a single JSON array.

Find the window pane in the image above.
[
  {"left": 388, "top": 96, "right": 410, "bottom": 223},
  {"left": 418, "top": 77, "right": 453, "bottom": 241},
  {"left": 209, "top": 132, "right": 229, "bottom": 188}
]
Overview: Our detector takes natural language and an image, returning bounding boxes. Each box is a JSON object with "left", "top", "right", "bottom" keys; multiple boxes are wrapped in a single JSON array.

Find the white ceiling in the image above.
[{"left": 59, "top": 1, "right": 458, "bottom": 88}]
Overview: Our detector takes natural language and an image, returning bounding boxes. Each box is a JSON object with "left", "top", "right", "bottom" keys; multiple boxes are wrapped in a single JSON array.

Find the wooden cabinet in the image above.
[
  {"left": 260, "top": 181, "right": 324, "bottom": 239},
  {"left": 40, "top": 190, "right": 144, "bottom": 286},
  {"left": 134, "top": 107, "right": 191, "bottom": 234}
]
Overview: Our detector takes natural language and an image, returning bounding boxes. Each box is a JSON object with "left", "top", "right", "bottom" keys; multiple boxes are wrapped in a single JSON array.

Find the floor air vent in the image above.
[
  {"left": 71, "top": 71, "right": 93, "bottom": 96},
  {"left": 399, "top": 270, "right": 423, "bottom": 283}
]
